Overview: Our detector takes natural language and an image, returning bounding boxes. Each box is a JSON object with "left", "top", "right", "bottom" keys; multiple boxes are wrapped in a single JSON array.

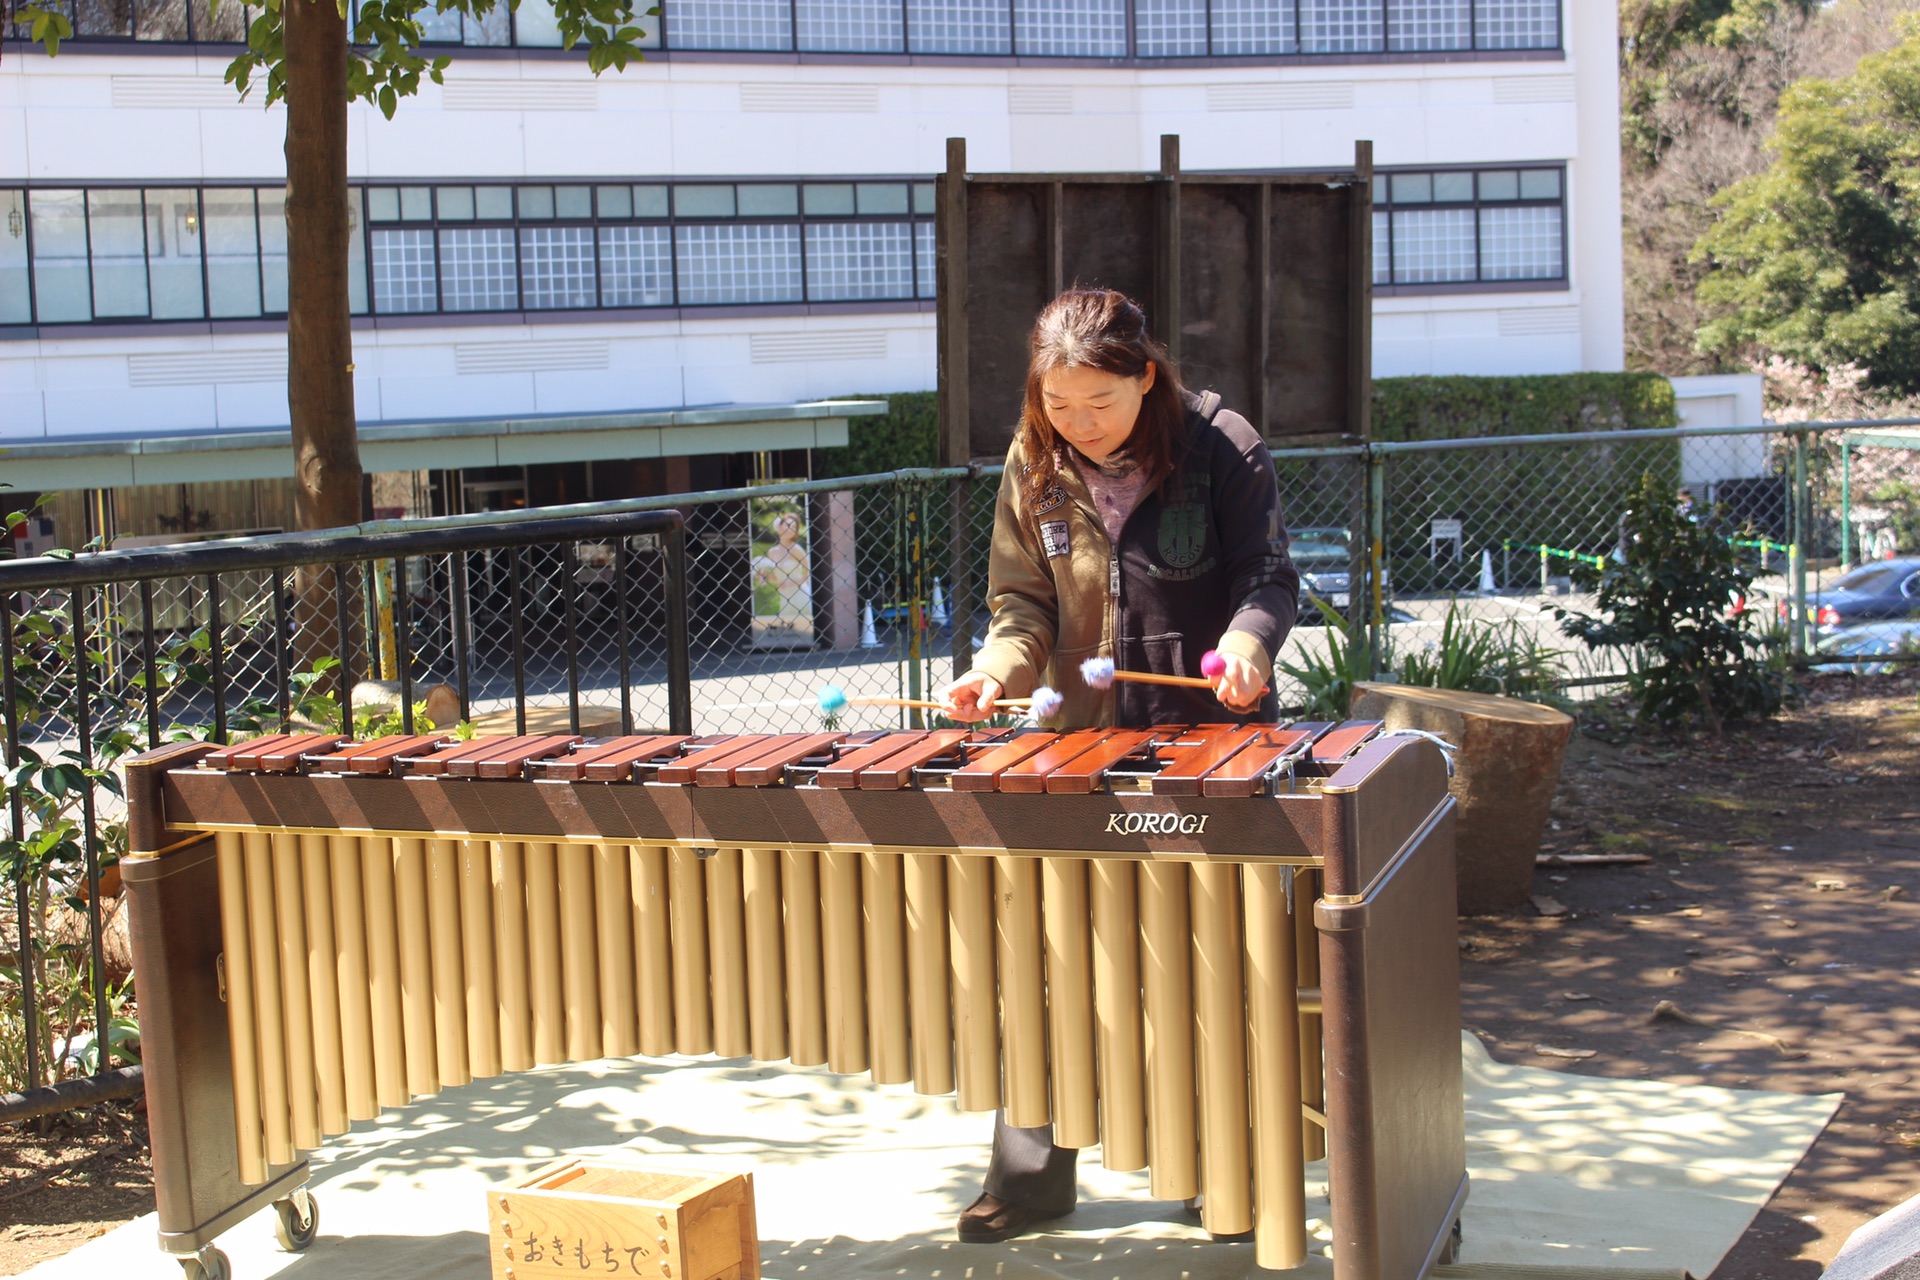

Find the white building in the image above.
[{"left": 0, "top": 0, "right": 1622, "bottom": 522}]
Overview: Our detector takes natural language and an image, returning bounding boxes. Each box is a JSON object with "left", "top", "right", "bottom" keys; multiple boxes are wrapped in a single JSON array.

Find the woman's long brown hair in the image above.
[{"left": 1016, "top": 288, "right": 1191, "bottom": 511}]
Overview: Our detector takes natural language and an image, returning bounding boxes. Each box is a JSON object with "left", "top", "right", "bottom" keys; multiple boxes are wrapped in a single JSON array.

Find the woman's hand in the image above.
[
  {"left": 1210, "top": 651, "right": 1266, "bottom": 714},
  {"left": 940, "top": 670, "right": 1005, "bottom": 722}
]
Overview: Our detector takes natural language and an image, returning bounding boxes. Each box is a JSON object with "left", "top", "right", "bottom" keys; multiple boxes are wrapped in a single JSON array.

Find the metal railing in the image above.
[{"left": 1, "top": 508, "right": 689, "bottom": 1120}]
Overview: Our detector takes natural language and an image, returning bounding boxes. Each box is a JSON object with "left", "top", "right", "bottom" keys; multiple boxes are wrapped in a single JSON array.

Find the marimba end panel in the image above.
[
  {"left": 1317, "top": 800, "right": 1465, "bottom": 1279},
  {"left": 1319, "top": 737, "right": 1453, "bottom": 898},
  {"left": 120, "top": 834, "right": 312, "bottom": 1251}
]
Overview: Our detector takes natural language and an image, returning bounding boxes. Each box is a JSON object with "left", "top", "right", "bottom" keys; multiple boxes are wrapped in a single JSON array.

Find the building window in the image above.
[
  {"left": 1016, "top": 0, "right": 1126, "bottom": 57},
  {"left": 13, "top": 0, "right": 1559, "bottom": 54},
  {"left": 1, "top": 178, "right": 933, "bottom": 328},
  {"left": 797, "top": 0, "right": 901, "bottom": 51},
  {"left": 1371, "top": 164, "right": 1566, "bottom": 289}
]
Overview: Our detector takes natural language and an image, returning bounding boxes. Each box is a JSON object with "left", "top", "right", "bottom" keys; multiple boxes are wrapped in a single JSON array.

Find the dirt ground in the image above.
[{"left": 2, "top": 669, "right": 1917, "bottom": 1277}]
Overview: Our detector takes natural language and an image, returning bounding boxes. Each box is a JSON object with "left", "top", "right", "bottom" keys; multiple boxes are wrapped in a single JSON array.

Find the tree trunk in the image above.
[
  {"left": 284, "top": 0, "right": 365, "bottom": 679},
  {"left": 284, "top": 0, "right": 361, "bottom": 534}
]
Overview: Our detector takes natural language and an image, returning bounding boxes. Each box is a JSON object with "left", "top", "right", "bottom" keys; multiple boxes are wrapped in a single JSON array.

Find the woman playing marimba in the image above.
[{"left": 940, "top": 287, "right": 1301, "bottom": 1242}]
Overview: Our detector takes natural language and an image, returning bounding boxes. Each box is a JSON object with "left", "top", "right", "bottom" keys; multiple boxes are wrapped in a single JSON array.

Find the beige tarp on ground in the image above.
[{"left": 19, "top": 1034, "right": 1837, "bottom": 1280}]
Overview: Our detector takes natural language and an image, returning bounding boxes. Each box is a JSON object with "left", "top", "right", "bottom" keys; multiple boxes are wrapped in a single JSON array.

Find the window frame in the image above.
[
  {"left": 2, "top": 177, "right": 939, "bottom": 332},
  {"left": 7, "top": 0, "right": 1562, "bottom": 60},
  {"left": 1370, "top": 161, "right": 1568, "bottom": 296}
]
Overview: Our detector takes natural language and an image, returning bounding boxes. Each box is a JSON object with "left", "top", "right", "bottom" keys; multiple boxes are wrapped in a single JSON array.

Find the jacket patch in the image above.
[
  {"left": 1157, "top": 502, "right": 1208, "bottom": 569},
  {"left": 1032, "top": 484, "right": 1068, "bottom": 517},
  {"left": 1039, "top": 520, "right": 1072, "bottom": 558}
]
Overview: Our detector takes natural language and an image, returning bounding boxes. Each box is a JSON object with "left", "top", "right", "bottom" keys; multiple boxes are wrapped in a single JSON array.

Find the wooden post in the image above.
[
  {"left": 937, "top": 136, "right": 979, "bottom": 676},
  {"left": 1346, "top": 140, "right": 1375, "bottom": 648},
  {"left": 936, "top": 137, "right": 971, "bottom": 470},
  {"left": 1157, "top": 134, "right": 1183, "bottom": 363}
]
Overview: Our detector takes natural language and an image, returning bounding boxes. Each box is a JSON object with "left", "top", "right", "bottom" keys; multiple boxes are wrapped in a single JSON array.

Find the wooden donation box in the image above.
[{"left": 489, "top": 1161, "right": 758, "bottom": 1280}]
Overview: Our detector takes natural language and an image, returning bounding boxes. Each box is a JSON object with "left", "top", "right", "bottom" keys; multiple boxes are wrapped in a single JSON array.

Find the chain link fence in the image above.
[{"left": 4, "top": 417, "right": 1917, "bottom": 1106}]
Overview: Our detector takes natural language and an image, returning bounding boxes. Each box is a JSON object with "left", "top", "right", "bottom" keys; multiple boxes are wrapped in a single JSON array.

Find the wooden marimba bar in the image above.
[{"left": 123, "top": 720, "right": 1467, "bottom": 1279}]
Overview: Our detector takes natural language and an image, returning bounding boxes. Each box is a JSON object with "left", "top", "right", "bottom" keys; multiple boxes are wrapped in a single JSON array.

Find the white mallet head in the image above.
[
  {"left": 1028, "top": 685, "right": 1064, "bottom": 719},
  {"left": 1079, "top": 656, "right": 1117, "bottom": 690}
]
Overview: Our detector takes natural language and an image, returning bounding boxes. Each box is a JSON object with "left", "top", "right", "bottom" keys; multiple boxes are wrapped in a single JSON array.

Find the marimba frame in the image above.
[{"left": 123, "top": 725, "right": 1467, "bottom": 1280}]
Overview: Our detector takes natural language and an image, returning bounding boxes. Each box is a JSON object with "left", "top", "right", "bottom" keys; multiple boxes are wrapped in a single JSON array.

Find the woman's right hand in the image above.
[{"left": 940, "top": 670, "right": 1005, "bottom": 722}]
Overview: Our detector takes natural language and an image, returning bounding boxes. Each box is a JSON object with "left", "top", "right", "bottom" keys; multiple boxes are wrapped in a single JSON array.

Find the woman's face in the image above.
[{"left": 1040, "top": 362, "right": 1155, "bottom": 463}]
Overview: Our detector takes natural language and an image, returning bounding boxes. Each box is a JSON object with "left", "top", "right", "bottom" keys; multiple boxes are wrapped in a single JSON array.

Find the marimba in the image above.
[{"left": 123, "top": 721, "right": 1467, "bottom": 1280}]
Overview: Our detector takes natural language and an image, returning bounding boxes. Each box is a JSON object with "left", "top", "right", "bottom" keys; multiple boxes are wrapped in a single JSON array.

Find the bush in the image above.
[
  {"left": 1394, "top": 597, "right": 1567, "bottom": 705},
  {"left": 811, "top": 392, "right": 938, "bottom": 479},
  {"left": 1555, "top": 471, "right": 1786, "bottom": 732}
]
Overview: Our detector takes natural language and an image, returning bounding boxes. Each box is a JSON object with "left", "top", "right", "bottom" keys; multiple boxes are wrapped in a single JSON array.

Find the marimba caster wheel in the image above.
[
  {"left": 178, "top": 1246, "right": 230, "bottom": 1280},
  {"left": 1437, "top": 1218, "right": 1464, "bottom": 1265},
  {"left": 273, "top": 1188, "right": 320, "bottom": 1251}
]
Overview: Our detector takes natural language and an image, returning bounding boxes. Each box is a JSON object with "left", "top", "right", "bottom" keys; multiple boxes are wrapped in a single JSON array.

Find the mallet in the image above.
[
  {"left": 1079, "top": 654, "right": 1270, "bottom": 696},
  {"left": 816, "top": 684, "right": 1064, "bottom": 718}
]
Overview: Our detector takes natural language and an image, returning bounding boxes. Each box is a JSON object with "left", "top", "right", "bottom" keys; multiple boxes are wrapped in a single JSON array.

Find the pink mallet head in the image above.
[
  {"left": 1199, "top": 649, "right": 1227, "bottom": 680},
  {"left": 1079, "top": 656, "right": 1117, "bottom": 690}
]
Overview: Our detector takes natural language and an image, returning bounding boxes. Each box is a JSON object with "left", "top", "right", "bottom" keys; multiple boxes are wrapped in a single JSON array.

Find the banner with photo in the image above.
[{"left": 748, "top": 491, "right": 813, "bottom": 649}]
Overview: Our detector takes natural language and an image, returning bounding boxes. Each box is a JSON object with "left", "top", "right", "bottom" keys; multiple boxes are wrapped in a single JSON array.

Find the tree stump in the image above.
[{"left": 1350, "top": 683, "right": 1574, "bottom": 915}]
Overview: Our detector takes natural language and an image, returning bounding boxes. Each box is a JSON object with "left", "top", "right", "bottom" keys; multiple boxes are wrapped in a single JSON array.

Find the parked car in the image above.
[
  {"left": 1289, "top": 526, "right": 1356, "bottom": 608},
  {"left": 1812, "top": 619, "right": 1920, "bottom": 673},
  {"left": 1777, "top": 557, "right": 1920, "bottom": 633},
  {"left": 1286, "top": 526, "right": 1414, "bottom": 624}
]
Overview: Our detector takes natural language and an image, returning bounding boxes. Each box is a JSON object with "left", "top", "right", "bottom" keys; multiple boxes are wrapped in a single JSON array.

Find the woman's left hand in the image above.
[{"left": 1211, "top": 651, "right": 1266, "bottom": 714}]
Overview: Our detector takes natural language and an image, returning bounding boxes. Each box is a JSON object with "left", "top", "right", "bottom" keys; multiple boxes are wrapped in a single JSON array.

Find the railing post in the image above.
[
  {"left": 1, "top": 590, "right": 40, "bottom": 1091},
  {"left": 907, "top": 486, "right": 926, "bottom": 728},
  {"left": 1792, "top": 431, "right": 1809, "bottom": 659},
  {"left": 394, "top": 556, "right": 415, "bottom": 735},
  {"left": 1366, "top": 446, "right": 1387, "bottom": 680},
  {"left": 664, "top": 523, "right": 693, "bottom": 736},
  {"left": 947, "top": 474, "right": 976, "bottom": 684},
  {"left": 69, "top": 587, "right": 110, "bottom": 1076},
  {"left": 1839, "top": 438, "right": 1853, "bottom": 568}
]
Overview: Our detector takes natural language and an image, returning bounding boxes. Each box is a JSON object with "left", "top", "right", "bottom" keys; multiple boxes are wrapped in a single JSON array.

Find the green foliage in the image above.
[
  {"left": 1694, "top": 23, "right": 1920, "bottom": 393},
  {"left": 1394, "top": 598, "right": 1568, "bottom": 705},
  {"left": 1556, "top": 471, "right": 1786, "bottom": 731},
  {"left": 23, "top": 0, "right": 657, "bottom": 120},
  {"left": 1278, "top": 598, "right": 1374, "bottom": 720},
  {"left": 1622, "top": 0, "right": 1812, "bottom": 71},
  {"left": 811, "top": 393, "right": 939, "bottom": 479},
  {"left": 1371, "top": 373, "right": 1681, "bottom": 444},
  {"left": 1867, "top": 478, "right": 1920, "bottom": 552}
]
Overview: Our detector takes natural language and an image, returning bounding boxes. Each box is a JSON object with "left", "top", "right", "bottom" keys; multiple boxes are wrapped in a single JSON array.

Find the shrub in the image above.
[{"left": 1555, "top": 471, "right": 1785, "bottom": 732}]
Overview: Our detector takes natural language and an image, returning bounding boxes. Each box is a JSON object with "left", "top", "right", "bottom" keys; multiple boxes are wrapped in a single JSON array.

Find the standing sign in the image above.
[{"left": 748, "top": 493, "right": 813, "bottom": 649}]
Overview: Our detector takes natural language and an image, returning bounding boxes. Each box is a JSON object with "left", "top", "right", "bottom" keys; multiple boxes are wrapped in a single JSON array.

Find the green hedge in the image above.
[
  {"left": 1368, "top": 373, "right": 1682, "bottom": 594},
  {"left": 819, "top": 375, "right": 1678, "bottom": 469},
  {"left": 1372, "top": 373, "right": 1677, "bottom": 442},
  {"left": 813, "top": 391, "right": 938, "bottom": 479}
]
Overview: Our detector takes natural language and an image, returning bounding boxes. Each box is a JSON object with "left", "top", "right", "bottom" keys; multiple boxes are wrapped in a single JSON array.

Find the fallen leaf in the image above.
[
  {"left": 1533, "top": 1045, "right": 1597, "bottom": 1060},
  {"left": 1884, "top": 886, "right": 1906, "bottom": 903},
  {"left": 1531, "top": 895, "right": 1569, "bottom": 918},
  {"left": 1563, "top": 991, "right": 1597, "bottom": 1002},
  {"left": 1814, "top": 878, "right": 1847, "bottom": 892},
  {"left": 1649, "top": 999, "right": 1803, "bottom": 1055}
]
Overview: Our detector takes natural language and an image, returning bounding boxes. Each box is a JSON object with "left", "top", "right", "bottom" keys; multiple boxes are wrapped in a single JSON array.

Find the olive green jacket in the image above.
[{"left": 972, "top": 394, "right": 1299, "bottom": 729}]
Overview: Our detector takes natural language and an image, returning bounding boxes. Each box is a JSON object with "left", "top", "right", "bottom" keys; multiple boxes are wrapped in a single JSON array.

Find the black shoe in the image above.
[
  {"left": 1183, "top": 1195, "right": 1252, "bottom": 1241},
  {"left": 957, "top": 1192, "right": 1071, "bottom": 1244}
]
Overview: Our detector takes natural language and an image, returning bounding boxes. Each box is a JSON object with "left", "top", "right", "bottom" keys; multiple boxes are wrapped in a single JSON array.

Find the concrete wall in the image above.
[{"left": 0, "top": 2, "right": 1626, "bottom": 443}]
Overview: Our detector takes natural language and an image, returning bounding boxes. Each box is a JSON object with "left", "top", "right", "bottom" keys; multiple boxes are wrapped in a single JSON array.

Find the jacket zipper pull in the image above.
[{"left": 1109, "top": 556, "right": 1120, "bottom": 598}]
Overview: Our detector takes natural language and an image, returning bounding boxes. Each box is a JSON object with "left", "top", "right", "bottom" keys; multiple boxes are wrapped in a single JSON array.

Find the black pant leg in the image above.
[{"left": 980, "top": 1110, "right": 1078, "bottom": 1214}]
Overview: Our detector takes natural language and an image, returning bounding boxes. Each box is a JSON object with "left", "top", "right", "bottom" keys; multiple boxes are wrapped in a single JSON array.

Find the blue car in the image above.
[{"left": 1781, "top": 557, "right": 1920, "bottom": 633}]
